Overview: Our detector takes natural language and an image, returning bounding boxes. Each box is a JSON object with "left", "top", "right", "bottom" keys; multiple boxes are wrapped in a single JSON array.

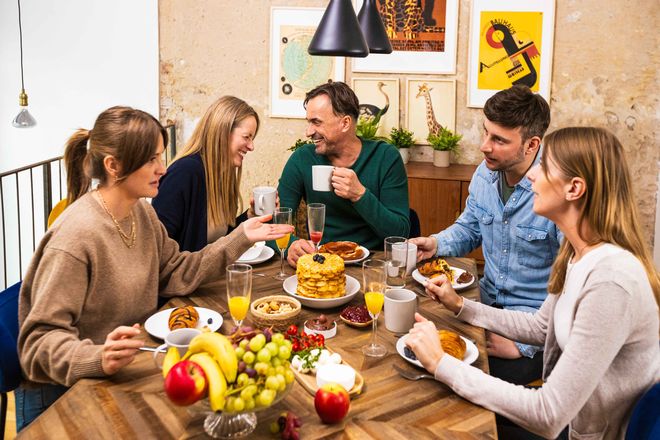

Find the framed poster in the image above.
[
  {"left": 467, "top": 0, "right": 555, "bottom": 107},
  {"left": 406, "top": 79, "right": 456, "bottom": 145},
  {"left": 352, "top": 78, "right": 399, "bottom": 137},
  {"left": 352, "top": 0, "right": 459, "bottom": 74},
  {"left": 270, "top": 7, "right": 345, "bottom": 118}
]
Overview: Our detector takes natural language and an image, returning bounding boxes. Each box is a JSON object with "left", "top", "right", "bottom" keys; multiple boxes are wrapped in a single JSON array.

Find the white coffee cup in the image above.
[
  {"left": 153, "top": 327, "right": 202, "bottom": 367},
  {"left": 312, "top": 165, "right": 334, "bottom": 192},
  {"left": 393, "top": 242, "right": 417, "bottom": 275},
  {"left": 253, "top": 186, "right": 276, "bottom": 215},
  {"left": 384, "top": 289, "right": 417, "bottom": 333}
]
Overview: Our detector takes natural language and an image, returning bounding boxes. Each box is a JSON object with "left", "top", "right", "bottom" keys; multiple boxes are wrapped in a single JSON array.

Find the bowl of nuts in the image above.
[{"left": 250, "top": 295, "right": 301, "bottom": 331}]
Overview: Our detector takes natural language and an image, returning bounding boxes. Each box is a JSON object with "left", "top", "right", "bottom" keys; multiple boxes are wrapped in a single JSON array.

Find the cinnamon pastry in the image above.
[
  {"left": 438, "top": 330, "right": 467, "bottom": 360},
  {"left": 168, "top": 305, "right": 199, "bottom": 330},
  {"left": 418, "top": 258, "right": 455, "bottom": 283},
  {"left": 318, "top": 241, "right": 364, "bottom": 260}
]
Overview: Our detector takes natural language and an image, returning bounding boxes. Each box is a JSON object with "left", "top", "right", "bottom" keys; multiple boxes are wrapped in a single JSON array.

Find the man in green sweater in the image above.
[{"left": 278, "top": 81, "right": 410, "bottom": 267}]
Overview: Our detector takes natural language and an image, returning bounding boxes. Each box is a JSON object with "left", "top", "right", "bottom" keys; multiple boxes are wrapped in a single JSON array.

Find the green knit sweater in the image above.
[{"left": 277, "top": 139, "right": 409, "bottom": 251}]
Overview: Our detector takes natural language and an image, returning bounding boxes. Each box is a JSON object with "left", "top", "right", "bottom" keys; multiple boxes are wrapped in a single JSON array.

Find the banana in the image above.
[
  {"left": 162, "top": 346, "right": 181, "bottom": 378},
  {"left": 189, "top": 352, "right": 227, "bottom": 412},
  {"left": 182, "top": 332, "right": 238, "bottom": 383}
]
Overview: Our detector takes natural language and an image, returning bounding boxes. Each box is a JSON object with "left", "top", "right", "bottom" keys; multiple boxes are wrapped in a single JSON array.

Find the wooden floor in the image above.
[{"left": 5, "top": 391, "right": 16, "bottom": 439}]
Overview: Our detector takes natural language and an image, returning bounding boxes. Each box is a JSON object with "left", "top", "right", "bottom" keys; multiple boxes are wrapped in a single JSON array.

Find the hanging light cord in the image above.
[{"left": 18, "top": 0, "right": 25, "bottom": 91}]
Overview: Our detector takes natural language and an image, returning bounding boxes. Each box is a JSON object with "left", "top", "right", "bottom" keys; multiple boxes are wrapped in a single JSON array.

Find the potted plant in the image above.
[
  {"left": 427, "top": 127, "right": 462, "bottom": 167},
  {"left": 387, "top": 127, "right": 415, "bottom": 164}
]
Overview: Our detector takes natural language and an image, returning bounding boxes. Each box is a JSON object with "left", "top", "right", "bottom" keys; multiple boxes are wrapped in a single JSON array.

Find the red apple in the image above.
[
  {"left": 164, "top": 360, "right": 207, "bottom": 406},
  {"left": 314, "top": 383, "right": 350, "bottom": 423}
]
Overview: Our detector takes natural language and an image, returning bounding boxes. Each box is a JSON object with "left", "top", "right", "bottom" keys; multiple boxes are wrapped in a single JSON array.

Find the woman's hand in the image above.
[
  {"left": 425, "top": 275, "right": 463, "bottom": 314},
  {"left": 242, "top": 215, "right": 294, "bottom": 242},
  {"left": 102, "top": 324, "right": 144, "bottom": 375},
  {"left": 409, "top": 236, "right": 438, "bottom": 261},
  {"left": 405, "top": 313, "right": 445, "bottom": 374}
]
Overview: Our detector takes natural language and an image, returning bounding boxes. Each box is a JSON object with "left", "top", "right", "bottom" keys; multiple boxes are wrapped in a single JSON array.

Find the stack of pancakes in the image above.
[{"left": 296, "top": 253, "right": 346, "bottom": 298}]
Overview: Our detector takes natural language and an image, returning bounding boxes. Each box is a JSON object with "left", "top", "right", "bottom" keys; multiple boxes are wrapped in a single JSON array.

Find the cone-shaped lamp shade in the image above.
[
  {"left": 358, "top": 0, "right": 392, "bottom": 54},
  {"left": 308, "top": 0, "right": 369, "bottom": 57}
]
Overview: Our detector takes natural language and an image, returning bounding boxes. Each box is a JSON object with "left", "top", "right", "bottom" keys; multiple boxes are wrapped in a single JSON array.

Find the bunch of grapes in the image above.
[
  {"left": 284, "top": 325, "right": 325, "bottom": 353},
  {"left": 270, "top": 411, "right": 303, "bottom": 440},
  {"left": 225, "top": 327, "right": 295, "bottom": 412}
]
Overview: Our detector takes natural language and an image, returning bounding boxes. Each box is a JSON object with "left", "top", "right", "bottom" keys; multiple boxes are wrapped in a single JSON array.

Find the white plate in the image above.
[
  {"left": 238, "top": 241, "right": 265, "bottom": 261},
  {"left": 412, "top": 266, "right": 475, "bottom": 290},
  {"left": 343, "top": 246, "right": 370, "bottom": 265},
  {"left": 282, "top": 275, "right": 360, "bottom": 309},
  {"left": 396, "top": 333, "right": 478, "bottom": 367},
  {"left": 144, "top": 307, "right": 223, "bottom": 340},
  {"left": 237, "top": 246, "right": 275, "bottom": 265}
]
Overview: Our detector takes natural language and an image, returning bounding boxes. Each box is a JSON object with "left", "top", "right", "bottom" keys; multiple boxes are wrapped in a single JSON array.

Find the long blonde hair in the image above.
[
  {"left": 171, "top": 96, "right": 259, "bottom": 227},
  {"left": 544, "top": 127, "right": 659, "bottom": 303},
  {"left": 63, "top": 106, "right": 166, "bottom": 203}
]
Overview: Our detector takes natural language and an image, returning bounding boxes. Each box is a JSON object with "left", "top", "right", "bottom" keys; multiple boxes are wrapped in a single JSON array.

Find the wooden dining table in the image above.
[{"left": 18, "top": 254, "right": 497, "bottom": 439}]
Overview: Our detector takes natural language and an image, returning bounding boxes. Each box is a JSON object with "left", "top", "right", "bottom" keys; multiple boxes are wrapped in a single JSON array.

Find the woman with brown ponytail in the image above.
[
  {"left": 15, "top": 106, "right": 293, "bottom": 430},
  {"left": 406, "top": 127, "right": 659, "bottom": 439}
]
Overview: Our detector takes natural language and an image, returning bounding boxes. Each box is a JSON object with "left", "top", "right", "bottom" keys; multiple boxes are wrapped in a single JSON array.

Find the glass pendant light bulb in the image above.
[{"left": 12, "top": 90, "right": 36, "bottom": 128}]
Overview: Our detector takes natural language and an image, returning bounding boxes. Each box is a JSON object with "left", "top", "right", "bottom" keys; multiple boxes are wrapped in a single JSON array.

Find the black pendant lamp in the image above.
[
  {"left": 308, "top": 0, "right": 369, "bottom": 57},
  {"left": 357, "top": 0, "right": 393, "bottom": 54}
]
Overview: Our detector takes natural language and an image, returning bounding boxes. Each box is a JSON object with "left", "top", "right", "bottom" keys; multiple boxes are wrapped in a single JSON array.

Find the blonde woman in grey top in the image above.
[{"left": 406, "top": 127, "right": 660, "bottom": 439}]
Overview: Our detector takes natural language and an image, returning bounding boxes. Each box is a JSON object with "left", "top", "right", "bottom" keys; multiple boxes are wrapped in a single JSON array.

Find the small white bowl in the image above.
[
  {"left": 304, "top": 320, "right": 337, "bottom": 339},
  {"left": 316, "top": 364, "right": 356, "bottom": 392}
]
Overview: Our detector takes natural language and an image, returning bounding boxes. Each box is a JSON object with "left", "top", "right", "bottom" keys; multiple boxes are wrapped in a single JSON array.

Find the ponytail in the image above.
[{"left": 63, "top": 129, "right": 92, "bottom": 203}]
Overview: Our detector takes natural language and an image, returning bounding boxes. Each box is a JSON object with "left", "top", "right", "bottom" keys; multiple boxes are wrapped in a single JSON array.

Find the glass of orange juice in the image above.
[
  {"left": 362, "top": 259, "right": 387, "bottom": 357},
  {"left": 273, "top": 207, "right": 293, "bottom": 280},
  {"left": 226, "top": 263, "right": 252, "bottom": 328}
]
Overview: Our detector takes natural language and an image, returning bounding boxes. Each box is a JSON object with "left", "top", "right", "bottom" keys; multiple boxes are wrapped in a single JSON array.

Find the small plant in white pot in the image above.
[
  {"left": 387, "top": 127, "right": 415, "bottom": 164},
  {"left": 427, "top": 127, "right": 462, "bottom": 167}
]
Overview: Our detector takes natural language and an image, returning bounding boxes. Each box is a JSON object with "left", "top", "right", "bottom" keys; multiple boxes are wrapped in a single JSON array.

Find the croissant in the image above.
[
  {"left": 318, "top": 241, "right": 364, "bottom": 260},
  {"left": 168, "top": 305, "right": 199, "bottom": 330},
  {"left": 418, "top": 258, "right": 454, "bottom": 283},
  {"left": 439, "top": 330, "right": 466, "bottom": 360}
]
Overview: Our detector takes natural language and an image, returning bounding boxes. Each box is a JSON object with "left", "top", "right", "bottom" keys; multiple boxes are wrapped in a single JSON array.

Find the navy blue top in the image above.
[{"left": 152, "top": 154, "right": 247, "bottom": 252}]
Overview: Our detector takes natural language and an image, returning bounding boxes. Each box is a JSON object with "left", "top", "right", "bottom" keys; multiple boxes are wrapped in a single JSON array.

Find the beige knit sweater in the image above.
[
  {"left": 434, "top": 246, "right": 659, "bottom": 439},
  {"left": 18, "top": 193, "right": 251, "bottom": 386}
]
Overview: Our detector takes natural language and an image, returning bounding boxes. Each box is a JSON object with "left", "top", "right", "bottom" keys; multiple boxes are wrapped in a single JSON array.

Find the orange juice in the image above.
[
  {"left": 276, "top": 233, "right": 290, "bottom": 250},
  {"left": 228, "top": 296, "right": 250, "bottom": 321},
  {"left": 364, "top": 291, "right": 384, "bottom": 316}
]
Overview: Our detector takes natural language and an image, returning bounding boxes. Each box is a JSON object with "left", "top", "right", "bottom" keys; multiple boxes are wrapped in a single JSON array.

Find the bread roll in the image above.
[{"left": 168, "top": 305, "right": 199, "bottom": 330}]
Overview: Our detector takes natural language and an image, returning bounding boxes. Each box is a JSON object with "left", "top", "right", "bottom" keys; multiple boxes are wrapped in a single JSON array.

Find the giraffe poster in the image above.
[
  {"left": 352, "top": 78, "right": 400, "bottom": 138},
  {"left": 467, "top": 0, "right": 555, "bottom": 107},
  {"left": 270, "top": 7, "right": 345, "bottom": 118},
  {"left": 406, "top": 79, "right": 456, "bottom": 145},
  {"left": 352, "top": 0, "right": 459, "bottom": 74}
]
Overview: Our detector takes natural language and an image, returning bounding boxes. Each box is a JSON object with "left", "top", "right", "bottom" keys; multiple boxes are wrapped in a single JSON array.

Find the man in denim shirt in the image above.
[{"left": 411, "top": 86, "right": 561, "bottom": 385}]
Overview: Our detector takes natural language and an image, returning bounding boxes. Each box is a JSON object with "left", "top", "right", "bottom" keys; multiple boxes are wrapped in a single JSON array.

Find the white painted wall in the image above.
[{"left": 0, "top": 0, "right": 159, "bottom": 173}]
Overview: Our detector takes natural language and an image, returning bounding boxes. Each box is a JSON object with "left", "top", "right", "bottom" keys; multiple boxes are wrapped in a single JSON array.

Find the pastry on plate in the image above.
[
  {"left": 168, "top": 305, "right": 199, "bottom": 330},
  {"left": 318, "top": 241, "right": 364, "bottom": 260}
]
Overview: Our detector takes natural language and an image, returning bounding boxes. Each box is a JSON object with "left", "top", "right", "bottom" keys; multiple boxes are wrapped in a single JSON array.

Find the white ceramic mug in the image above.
[
  {"left": 153, "top": 328, "right": 201, "bottom": 367},
  {"left": 253, "top": 186, "right": 276, "bottom": 215},
  {"left": 393, "top": 242, "right": 417, "bottom": 275},
  {"left": 312, "top": 165, "right": 334, "bottom": 192},
  {"left": 384, "top": 288, "right": 417, "bottom": 333}
]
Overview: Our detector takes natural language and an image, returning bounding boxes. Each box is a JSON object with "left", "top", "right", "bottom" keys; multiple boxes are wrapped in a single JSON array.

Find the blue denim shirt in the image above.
[{"left": 432, "top": 159, "right": 561, "bottom": 358}]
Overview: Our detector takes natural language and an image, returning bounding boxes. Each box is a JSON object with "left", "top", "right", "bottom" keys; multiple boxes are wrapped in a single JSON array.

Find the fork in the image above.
[{"left": 393, "top": 363, "right": 435, "bottom": 381}]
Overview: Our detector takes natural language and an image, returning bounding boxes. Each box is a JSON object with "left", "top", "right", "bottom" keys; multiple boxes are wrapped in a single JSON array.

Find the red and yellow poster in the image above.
[{"left": 477, "top": 11, "right": 543, "bottom": 91}]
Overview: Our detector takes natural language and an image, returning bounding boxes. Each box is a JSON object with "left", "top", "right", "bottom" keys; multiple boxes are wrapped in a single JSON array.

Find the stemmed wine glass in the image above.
[
  {"left": 361, "top": 259, "right": 387, "bottom": 357},
  {"left": 307, "top": 203, "right": 325, "bottom": 252},
  {"left": 226, "top": 264, "right": 252, "bottom": 328},
  {"left": 273, "top": 207, "right": 292, "bottom": 280}
]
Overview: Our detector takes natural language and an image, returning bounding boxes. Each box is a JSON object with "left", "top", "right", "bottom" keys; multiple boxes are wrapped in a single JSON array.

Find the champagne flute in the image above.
[
  {"left": 361, "top": 259, "right": 387, "bottom": 357},
  {"left": 226, "top": 264, "right": 252, "bottom": 329},
  {"left": 273, "top": 207, "right": 292, "bottom": 280},
  {"left": 307, "top": 203, "right": 325, "bottom": 252},
  {"left": 384, "top": 236, "right": 408, "bottom": 288}
]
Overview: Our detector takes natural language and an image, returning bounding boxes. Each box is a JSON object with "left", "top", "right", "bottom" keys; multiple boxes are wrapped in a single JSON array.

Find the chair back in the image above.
[
  {"left": 0, "top": 281, "right": 21, "bottom": 393},
  {"left": 626, "top": 381, "right": 660, "bottom": 439},
  {"left": 408, "top": 208, "right": 421, "bottom": 238}
]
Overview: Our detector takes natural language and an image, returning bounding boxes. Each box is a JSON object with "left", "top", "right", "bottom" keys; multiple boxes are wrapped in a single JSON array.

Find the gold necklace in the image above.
[{"left": 97, "top": 190, "right": 136, "bottom": 248}]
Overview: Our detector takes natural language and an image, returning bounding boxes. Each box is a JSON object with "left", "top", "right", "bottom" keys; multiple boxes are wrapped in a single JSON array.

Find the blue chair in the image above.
[
  {"left": 0, "top": 281, "right": 21, "bottom": 440},
  {"left": 626, "top": 381, "right": 660, "bottom": 440}
]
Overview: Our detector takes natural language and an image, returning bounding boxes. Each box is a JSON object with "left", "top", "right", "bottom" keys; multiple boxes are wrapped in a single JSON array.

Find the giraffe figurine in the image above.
[{"left": 416, "top": 83, "right": 442, "bottom": 136}]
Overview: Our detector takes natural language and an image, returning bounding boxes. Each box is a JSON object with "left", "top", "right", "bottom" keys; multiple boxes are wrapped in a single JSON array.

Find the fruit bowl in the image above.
[{"left": 200, "top": 381, "right": 293, "bottom": 439}]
